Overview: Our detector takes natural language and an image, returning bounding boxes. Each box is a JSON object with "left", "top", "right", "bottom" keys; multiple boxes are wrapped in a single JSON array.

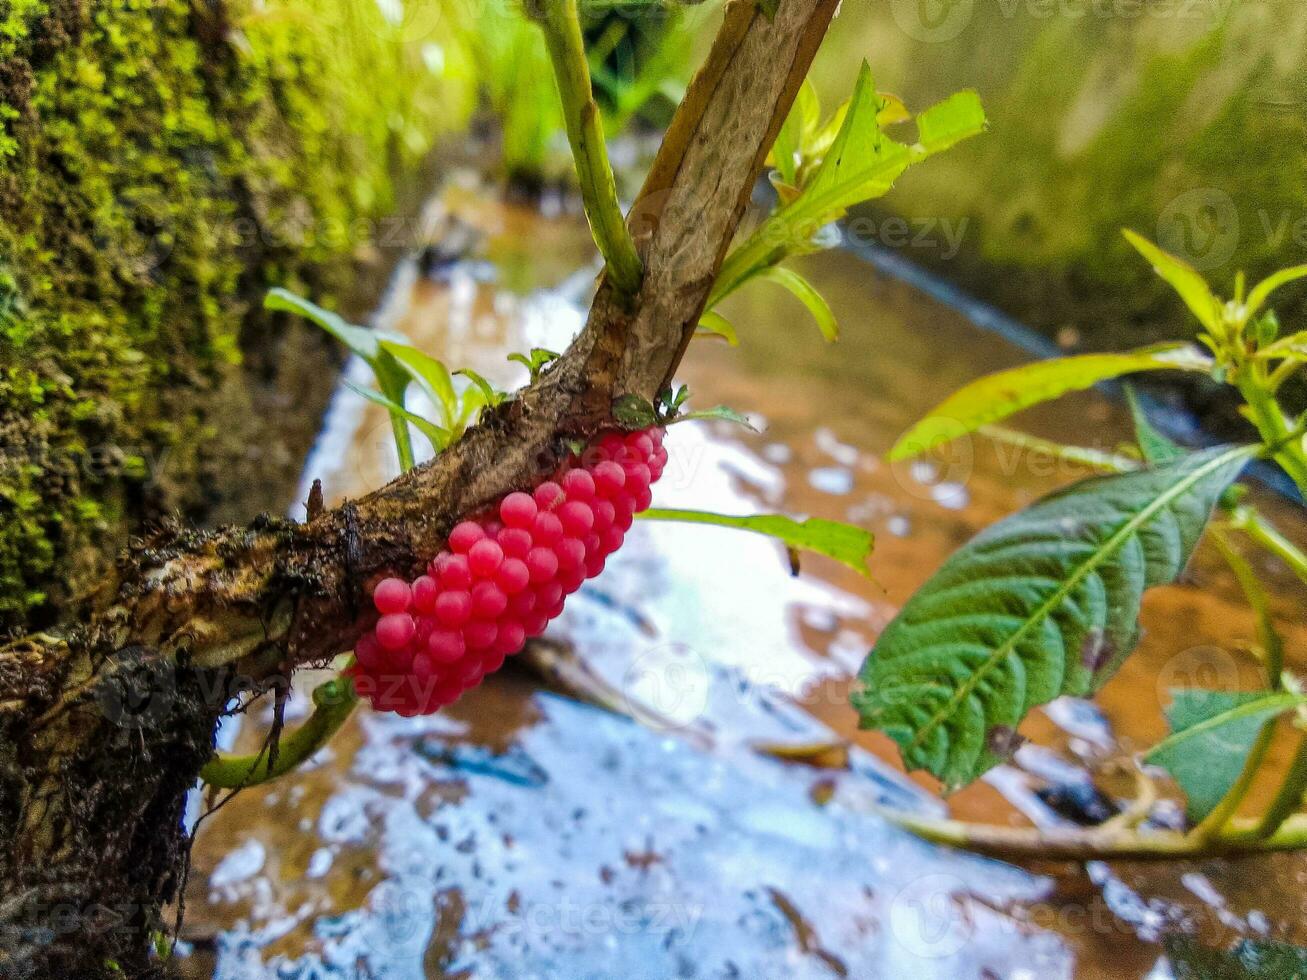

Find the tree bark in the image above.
[{"left": 0, "top": 1, "right": 839, "bottom": 974}]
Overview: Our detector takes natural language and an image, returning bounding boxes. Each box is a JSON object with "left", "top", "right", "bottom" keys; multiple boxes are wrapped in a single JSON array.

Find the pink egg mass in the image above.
[{"left": 349, "top": 426, "right": 667, "bottom": 715}]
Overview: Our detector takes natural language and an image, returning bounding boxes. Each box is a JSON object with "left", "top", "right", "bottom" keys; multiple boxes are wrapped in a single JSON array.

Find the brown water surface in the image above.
[{"left": 179, "top": 184, "right": 1307, "bottom": 979}]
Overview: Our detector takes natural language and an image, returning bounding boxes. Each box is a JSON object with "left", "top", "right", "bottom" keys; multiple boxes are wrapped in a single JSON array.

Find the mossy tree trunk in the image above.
[
  {"left": 1, "top": 0, "right": 465, "bottom": 973},
  {"left": 0, "top": 0, "right": 842, "bottom": 975}
]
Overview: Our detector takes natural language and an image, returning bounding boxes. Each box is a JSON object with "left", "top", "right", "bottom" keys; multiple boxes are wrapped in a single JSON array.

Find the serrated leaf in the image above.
[
  {"left": 638, "top": 508, "right": 874, "bottom": 578},
  {"left": 1125, "top": 385, "right": 1184, "bottom": 463},
  {"left": 1123, "top": 230, "right": 1223, "bottom": 332},
  {"left": 380, "top": 340, "right": 457, "bottom": 428},
  {"left": 854, "top": 445, "right": 1255, "bottom": 789},
  {"left": 1146, "top": 689, "right": 1304, "bottom": 823},
  {"left": 697, "top": 311, "right": 739, "bottom": 345},
  {"left": 711, "top": 67, "right": 985, "bottom": 308},
  {"left": 914, "top": 90, "right": 987, "bottom": 154},
  {"left": 1246, "top": 264, "right": 1307, "bottom": 320},
  {"left": 761, "top": 267, "right": 838, "bottom": 342},
  {"left": 889, "top": 345, "right": 1213, "bottom": 461},
  {"left": 345, "top": 382, "right": 451, "bottom": 450},
  {"left": 668, "top": 405, "right": 759, "bottom": 430}
]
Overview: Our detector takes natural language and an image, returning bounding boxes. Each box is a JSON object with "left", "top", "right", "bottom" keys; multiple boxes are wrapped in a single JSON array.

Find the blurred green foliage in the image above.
[{"left": 812, "top": 4, "right": 1307, "bottom": 379}]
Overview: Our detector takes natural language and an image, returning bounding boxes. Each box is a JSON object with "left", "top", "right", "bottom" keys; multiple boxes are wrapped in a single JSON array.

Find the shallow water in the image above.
[{"left": 179, "top": 183, "right": 1307, "bottom": 979}]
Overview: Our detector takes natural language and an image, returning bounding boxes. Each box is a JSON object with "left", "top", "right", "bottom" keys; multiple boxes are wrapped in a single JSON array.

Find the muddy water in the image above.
[{"left": 179, "top": 185, "right": 1307, "bottom": 979}]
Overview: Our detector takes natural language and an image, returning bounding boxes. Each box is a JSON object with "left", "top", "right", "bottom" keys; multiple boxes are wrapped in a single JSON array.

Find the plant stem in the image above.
[
  {"left": 1210, "top": 526, "right": 1284, "bottom": 682},
  {"left": 873, "top": 807, "right": 1307, "bottom": 861},
  {"left": 389, "top": 413, "right": 416, "bottom": 474},
  {"left": 1248, "top": 729, "right": 1307, "bottom": 839},
  {"left": 1228, "top": 505, "right": 1307, "bottom": 586},
  {"left": 532, "top": 0, "right": 643, "bottom": 297},
  {"left": 1238, "top": 363, "right": 1307, "bottom": 497},
  {"left": 200, "top": 673, "right": 359, "bottom": 789}
]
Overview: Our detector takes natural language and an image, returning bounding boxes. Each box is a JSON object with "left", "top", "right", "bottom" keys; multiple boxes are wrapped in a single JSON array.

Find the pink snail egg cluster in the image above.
[{"left": 349, "top": 427, "right": 668, "bottom": 715}]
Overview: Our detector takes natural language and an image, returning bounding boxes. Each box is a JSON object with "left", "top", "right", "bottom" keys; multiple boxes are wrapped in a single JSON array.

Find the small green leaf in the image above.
[
  {"left": 1246, "top": 264, "right": 1307, "bottom": 320},
  {"left": 266, "top": 288, "right": 379, "bottom": 361},
  {"left": 1146, "top": 689, "right": 1305, "bottom": 823},
  {"left": 855, "top": 445, "right": 1255, "bottom": 789},
  {"left": 712, "top": 68, "right": 984, "bottom": 308},
  {"left": 1123, "top": 230, "right": 1223, "bottom": 332},
  {"left": 761, "top": 267, "right": 838, "bottom": 342},
  {"left": 507, "top": 347, "right": 561, "bottom": 381},
  {"left": 1125, "top": 385, "right": 1185, "bottom": 463},
  {"left": 345, "top": 382, "right": 451, "bottom": 450},
  {"left": 697, "top": 311, "right": 739, "bottom": 346},
  {"left": 889, "top": 345, "right": 1213, "bottom": 461},
  {"left": 379, "top": 340, "right": 457, "bottom": 428},
  {"left": 770, "top": 79, "right": 818, "bottom": 185},
  {"left": 667, "top": 405, "right": 759, "bottom": 430},
  {"left": 638, "top": 508, "right": 874, "bottom": 578},
  {"left": 613, "top": 393, "right": 659, "bottom": 428},
  {"left": 454, "top": 368, "right": 507, "bottom": 407},
  {"left": 914, "top": 89, "right": 987, "bottom": 154},
  {"left": 1252, "top": 309, "right": 1281, "bottom": 347},
  {"left": 1261, "top": 330, "right": 1307, "bottom": 361}
]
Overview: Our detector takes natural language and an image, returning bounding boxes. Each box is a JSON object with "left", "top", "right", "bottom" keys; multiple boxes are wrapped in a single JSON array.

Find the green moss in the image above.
[{"left": 0, "top": 0, "right": 475, "bottom": 634}]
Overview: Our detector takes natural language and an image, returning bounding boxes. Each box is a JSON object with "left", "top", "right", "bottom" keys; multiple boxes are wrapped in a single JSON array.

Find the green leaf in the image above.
[
  {"left": 1246, "top": 264, "right": 1307, "bottom": 320},
  {"left": 712, "top": 67, "right": 985, "bottom": 307},
  {"left": 265, "top": 288, "right": 380, "bottom": 361},
  {"left": 638, "top": 508, "right": 874, "bottom": 578},
  {"left": 453, "top": 368, "right": 507, "bottom": 407},
  {"left": 697, "top": 311, "right": 739, "bottom": 345},
  {"left": 266, "top": 288, "right": 417, "bottom": 468},
  {"left": 1125, "top": 385, "right": 1185, "bottom": 463},
  {"left": 854, "top": 445, "right": 1255, "bottom": 789},
  {"left": 1261, "top": 330, "right": 1307, "bottom": 361},
  {"left": 667, "top": 405, "right": 758, "bottom": 430},
  {"left": 1123, "top": 230, "right": 1223, "bottom": 332},
  {"left": 507, "top": 347, "right": 561, "bottom": 380},
  {"left": 379, "top": 340, "right": 457, "bottom": 428},
  {"left": 761, "top": 267, "right": 838, "bottom": 342},
  {"left": 914, "top": 90, "right": 987, "bottom": 154},
  {"left": 770, "top": 79, "right": 818, "bottom": 186},
  {"left": 345, "top": 382, "right": 451, "bottom": 451},
  {"left": 612, "top": 393, "right": 659, "bottom": 428},
  {"left": 888, "top": 345, "right": 1213, "bottom": 461},
  {"left": 1146, "top": 689, "right": 1305, "bottom": 823}
]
